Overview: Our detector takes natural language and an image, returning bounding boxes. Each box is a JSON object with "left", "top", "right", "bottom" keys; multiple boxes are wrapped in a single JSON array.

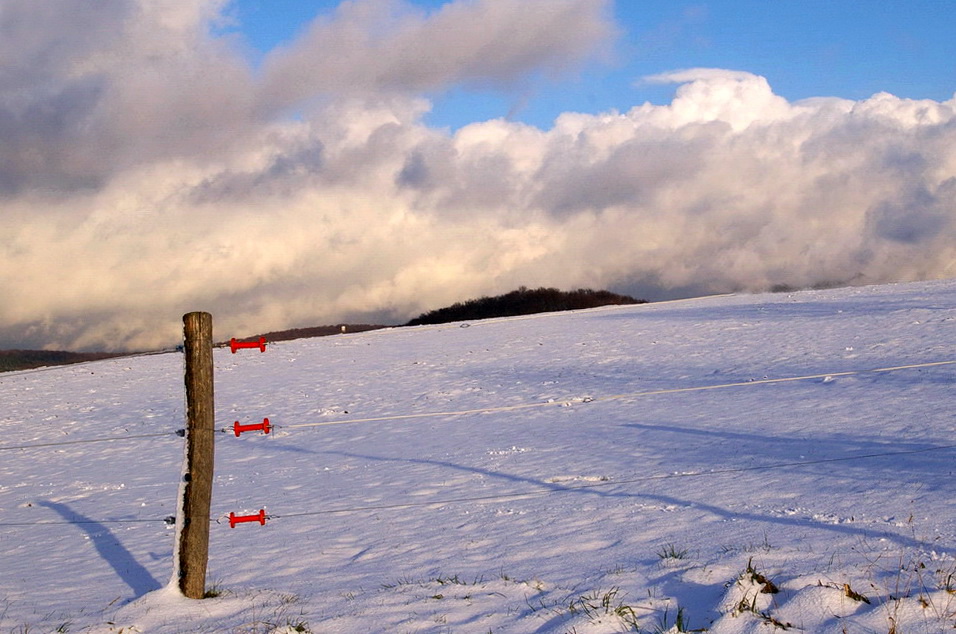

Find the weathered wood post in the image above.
[{"left": 175, "top": 311, "right": 216, "bottom": 599}]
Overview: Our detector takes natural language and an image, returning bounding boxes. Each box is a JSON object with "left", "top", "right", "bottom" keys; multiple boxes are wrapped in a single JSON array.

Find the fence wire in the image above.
[
  {"left": 265, "top": 441, "right": 956, "bottom": 521},
  {"left": 5, "top": 440, "right": 953, "bottom": 529},
  {"left": 2, "top": 357, "right": 952, "bottom": 528},
  {"left": 0, "top": 431, "right": 180, "bottom": 452},
  {"left": 269, "top": 359, "right": 956, "bottom": 432}
]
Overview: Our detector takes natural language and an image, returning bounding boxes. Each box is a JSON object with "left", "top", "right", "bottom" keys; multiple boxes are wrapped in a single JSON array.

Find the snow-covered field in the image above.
[{"left": 2, "top": 280, "right": 955, "bottom": 633}]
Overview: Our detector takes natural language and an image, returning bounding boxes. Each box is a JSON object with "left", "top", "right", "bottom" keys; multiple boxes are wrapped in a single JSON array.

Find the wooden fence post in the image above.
[{"left": 176, "top": 311, "right": 216, "bottom": 599}]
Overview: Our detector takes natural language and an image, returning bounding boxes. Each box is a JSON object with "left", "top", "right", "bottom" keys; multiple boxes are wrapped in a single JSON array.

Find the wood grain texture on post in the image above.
[{"left": 178, "top": 311, "right": 215, "bottom": 599}]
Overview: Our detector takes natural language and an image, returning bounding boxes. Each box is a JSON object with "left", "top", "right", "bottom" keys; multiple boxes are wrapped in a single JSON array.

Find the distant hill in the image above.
[
  {"left": 1, "top": 324, "right": 389, "bottom": 373},
  {"left": 0, "top": 350, "right": 130, "bottom": 373},
  {"left": 227, "top": 323, "right": 388, "bottom": 345},
  {"left": 406, "top": 287, "right": 647, "bottom": 327}
]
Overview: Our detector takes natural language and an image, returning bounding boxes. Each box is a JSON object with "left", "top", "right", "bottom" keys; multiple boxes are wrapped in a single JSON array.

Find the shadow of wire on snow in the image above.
[{"left": 305, "top": 449, "right": 943, "bottom": 553}]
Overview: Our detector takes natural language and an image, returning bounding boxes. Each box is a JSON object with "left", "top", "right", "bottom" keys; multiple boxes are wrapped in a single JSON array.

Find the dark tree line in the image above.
[
  {"left": 229, "top": 324, "right": 386, "bottom": 344},
  {"left": 2, "top": 291, "right": 646, "bottom": 371},
  {"left": 0, "top": 350, "right": 128, "bottom": 372},
  {"left": 406, "top": 287, "right": 647, "bottom": 326}
]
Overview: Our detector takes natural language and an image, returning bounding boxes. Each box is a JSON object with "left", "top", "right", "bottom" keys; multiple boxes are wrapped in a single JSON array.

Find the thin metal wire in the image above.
[
  {"left": 273, "top": 359, "right": 956, "bottom": 431},
  {"left": 3, "top": 357, "right": 951, "bottom": 527},
  {"left": 0, "top": 517, "right": 173, "bottom": 527},
  {"left": 268, "top": 442, "right": 956, "bottom": 520},
  {"left": 0, "top": 431, "right": 179, "bottom": 451},
  {"left": 5, "top": 443, "right": 953, "bottom": 528}
]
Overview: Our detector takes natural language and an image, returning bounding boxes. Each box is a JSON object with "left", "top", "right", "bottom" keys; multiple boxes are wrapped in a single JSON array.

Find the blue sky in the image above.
[{"left": 227, "top": 0, "right": 956, "bottom": 129}]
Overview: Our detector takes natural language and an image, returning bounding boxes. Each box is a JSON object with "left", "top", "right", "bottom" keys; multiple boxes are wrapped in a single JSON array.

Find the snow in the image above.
[{"left": 2, "top": 280, "right": 955, "bottom": 633}]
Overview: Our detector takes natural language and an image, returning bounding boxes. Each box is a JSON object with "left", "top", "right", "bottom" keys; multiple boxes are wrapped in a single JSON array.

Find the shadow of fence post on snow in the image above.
[{"left": 37, "top": 501, "right": 161, "bottom": 598}]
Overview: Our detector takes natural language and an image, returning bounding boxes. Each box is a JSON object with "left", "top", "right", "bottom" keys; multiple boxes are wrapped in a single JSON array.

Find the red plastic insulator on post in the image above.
[
  {"left": 230, "top": 336, "right": 267, "bottom": 353},
  {"left": 233, "top": 417, "right": 272, "bottom": 437},
  {"left": 229, "top": 509, "right": 267, "bottom": 528}
]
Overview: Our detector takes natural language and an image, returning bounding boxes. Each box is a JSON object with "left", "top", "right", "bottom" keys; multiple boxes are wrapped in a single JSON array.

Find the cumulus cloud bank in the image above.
[{"left": 2, "top": 0, "right": 955, "bottom": 350}]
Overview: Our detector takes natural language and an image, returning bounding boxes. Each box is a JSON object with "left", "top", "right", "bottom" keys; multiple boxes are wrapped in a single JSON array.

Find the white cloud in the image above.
[
  {"left": 640, "top": 68, "right": 794, "bottom": 131},
  {"left": 2, "top": 1, "right": 956, "bottom": 351},
  {"left": 259, "top": 0, "right": 616, "bottom": 107}
]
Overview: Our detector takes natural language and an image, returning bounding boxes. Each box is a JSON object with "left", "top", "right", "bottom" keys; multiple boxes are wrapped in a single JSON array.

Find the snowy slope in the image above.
[{"left": 2, "top": 280, "right": 955, "bottom": 633}]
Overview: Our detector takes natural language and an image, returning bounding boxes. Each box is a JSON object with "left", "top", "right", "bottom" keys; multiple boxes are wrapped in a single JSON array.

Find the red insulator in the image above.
[
  {"left": 229, "top": 509, "right": 267, "bottom": 528},
  {"left": 233, "top": 418, "right": 272, "bottom": 437},
  {"left": 230, "top": 336, "right": 267, "bottom": 353}
]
